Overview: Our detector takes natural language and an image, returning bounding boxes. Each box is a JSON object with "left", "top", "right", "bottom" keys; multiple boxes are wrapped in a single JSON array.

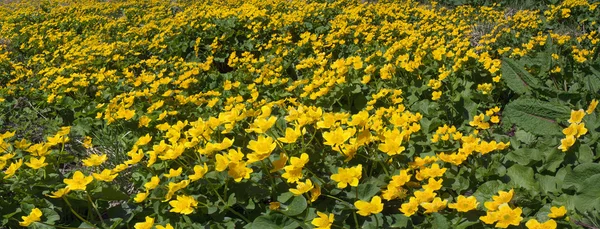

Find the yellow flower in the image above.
[
  {"left": 322, "top": 127, "right": 355, "bottom": 148},
  {"left": 290, "top": 179, "right": 314, "bottom": 196},
  {"left": 277, "top": 127, "right": 301, "bottom": 143},
  {"left": 270, "top": 153, "right": 288, "bottom": 173},
  {"left": 25, "top": 156, "right": 48, "bottom": 169},
  {"left": 189, "top": 163, "right": 209, "bottom": 181},
  {"left": 448, "top": 195, "right": 478, "bottom": 212},
  {"left": 156, "top": 224, "right": 174, "bottom": 229},
  {"left": 134, "top": 191, "right": 149, "bottom": 203},
  {"left": 269, "top": 202, "right": 281, "bottom": 211},
  {"left": 63, "top": 171, "right": 94, "bottom": 191},
  {"left": 135, "top": 134, "right": 152, "bottom": 146},
  {"left": 164, "top": 167, "right": 182, "bottom": 178},
  {"left": 414, "top": 188, "right": 437, "bottom": 203},
  {"left": 422, "top": 178, "right": 443, "bottom": 191},
  {"left": 309, "top": 183, "right": 321, "bottom": 203},
  {"left": 47, "top": 134, "right": 69, "bottom": 146},
  {"left": 228, "top": 161, "right": 253, "bottom": 182},
  {"left": 399, "top": 197, "right": 420, "bottom": 217},
  {"left": 484, "top": 189, "right": 514, "bottom": 211},
  {"left": 548, "top": 206, "right": 566, "bottom": 218},
  {"left": 432, "top": 91, "right": 442, "bottom": 100},
  {"left": 82, "top": 154, "right": 107, "bottom": 167},
  {"left": 19, "top": 208, "right": 42, "bottom": 227},
  {"left": 144, "top": 176, "right": 160, "bottom": 190},
  {"left": 245, "top": 116, "right": 277, "bottom": 134},
  {"left": 330, "top": 164, "right": 362, "bottom": 189},
  {"left": 246, "top": 135, "right": 277, "bottom": 163},
  {"left": 494, "top": 204, "right": 523, "bottom": 228},
  {"left": 354, "top": 196, "right": 384, "bottom": 216},
  {"left": 587, "top": 99, "right": 598, "bottom": 114},
  {"left": 479, "top": 210, "right": 497, "bottom": 225},
  {"left": 82, "top": 136, "right": 93, "bottom": 149},
  {"left": 134, "top": 216, "right": 154, "bottom": 229},
  {"left": 420, "top": 197, "right": 447, "bottom": 213},
  {"left": 46, "top": 187, "right": 70, "bottom": 199},
  {"left": 169, "top": 195, "right": 198, "bottom": 215},
  {"left": 92, "top": 169, "right": 118, "bottom": 182},
  {"left": 4, "top": 159, "right": 23, "bottom": 179},
  {"left": 568, "top": 109, "right": 585, "bottom": 124},
  {"left": 558, "top": 135, "right": 576, "bottom": 152},
  {"left": 138, "top": 116, "right": 152, "bottom": 128},
  {"left": 526, "top": 219, "right": 557, "bottom": 229},
  {"left": 311, "top": 211, "right": 334, "bottom": 229}
]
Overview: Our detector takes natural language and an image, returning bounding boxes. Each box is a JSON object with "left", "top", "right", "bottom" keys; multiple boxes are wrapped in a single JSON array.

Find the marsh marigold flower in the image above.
[
  {"left": 526, "top": 219, "right": 557, "bottom": 229},
  {"left": 25, "top": 156, "right": 48, "bottom": 169},
  {"left": 311, "top": 211, "right": 334, "bottom": 229},
  {"left": 189, "top": 163, "right": 209, "bottom": 181},
  {"left": 92, "top": 169, "right": 118, "bottom": 182},
  {"left": 330, "top": 164, "right": 362, "bottom": 189},
  {"left": 47, "top": 187, "right": 70, "bottom": 199},
  {"left": 568, "top": 109, "right": 585, "bottom": 124},
  {"left": 290, "top": 179, "right": 314, "bottom": 196},
  {"left": 399, "top": 197, "right": 420, "bottom": 217},
  {"left": 448, "top": 195, "right": 478, "bottom": 212},
  {"left": 63, "top": 171, "right": 94, "bottom": 191},
  {"left": 169, "top": 195, "right": 198, "bottom": 215},
  {"left": 247, "top": 135, "right": 277, "bottom": 163},
  {"left": 82, "top": 154, "right": 107, "bottom": 167},
  {"left": 3, "top": 159, "right": 23, "bottom": 178},
  {"left": 19, "top": 208, "right": 42, "bottom": 227},
  {"left": 587, "top": 99, "right": 598, "bottom": 114},
  {"left": 134, "top": 216, "right": 154, "bottom": 229},
  {"left": 548, "top": 206, "right": 566, "bottom": 218},
  {"left": 421, "top": 197, "right": 447, "bottom": 213},
  {"left": 354, "top": 196, "right": 384, "bottom": 216}
]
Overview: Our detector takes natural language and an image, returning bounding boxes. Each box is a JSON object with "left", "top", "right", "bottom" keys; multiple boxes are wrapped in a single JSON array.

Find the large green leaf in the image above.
[
  {"left": 277, "top": 192, "right": 307, "bottom": 216},
  {"left": 502, "top": 58, "right": 541, "bottom": 94},
  {"left": 246, "top": 214, "right": 303, "bottom": 229},
  {"left": 507, "top": 164, "right": 539, "bottom": 194},
  {"left": 563, "top": 163, "right": 600, "bottom": 191},
  {"left": 473, "top": 180, "right": 508, "bottom": 205},
  {"left": 503, "top": 98, "right": 570, "bottom": 135},
  {"left": 584, "top": 66, "right": 600, "bottom": 93},
  {"left": 573, "top": 174, "right": 600, "bottom": 212}
]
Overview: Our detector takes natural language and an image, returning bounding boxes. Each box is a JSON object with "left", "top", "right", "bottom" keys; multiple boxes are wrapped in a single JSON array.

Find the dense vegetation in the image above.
[{"left": 0, "top": 0, "right": 599, "bottom": 228}]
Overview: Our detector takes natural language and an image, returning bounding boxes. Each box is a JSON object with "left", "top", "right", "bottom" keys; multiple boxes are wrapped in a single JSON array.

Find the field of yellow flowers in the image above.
[{"left": 0, "top": 0, "right": 599, "bottom": 228}]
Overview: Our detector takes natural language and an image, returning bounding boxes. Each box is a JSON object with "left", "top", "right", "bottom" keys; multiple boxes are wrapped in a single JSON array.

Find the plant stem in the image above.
[
  {"left": 63, "top": 197, "right": 95, "bottom": 227},
  {"left": 374, "top": 214, "right": 380, "bottom": 228},
  {"left": 86, "top": 191, "right": 107, "bottom": 228}
]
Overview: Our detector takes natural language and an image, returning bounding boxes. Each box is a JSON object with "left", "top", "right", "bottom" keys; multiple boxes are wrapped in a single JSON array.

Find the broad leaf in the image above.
[{"left": 503, "top": 98, "right": 570, "bottom": 135}]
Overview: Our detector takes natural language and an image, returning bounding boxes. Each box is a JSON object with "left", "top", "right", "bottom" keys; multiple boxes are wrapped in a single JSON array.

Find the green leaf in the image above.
[
  {"left": 247, "top": 214, "right": 302, "bottom": 229},
  {"left": 539, "top": 148, "right": 565, "bottom": 173},
  {"left": 507, "top": 164, "right": 539, "bottom": 194},
  {"left": 473, "top": 180, "right": 508, "bottom": 205},
  {"left": 503, "top": 98, "right": 570, "bottom": 136},
  {"left": 501, "top": 57, "right": 541, "bottom": 94},
  {"left": 514, "top": 130, "right": 536, "bottom": 145},
  {"left": 356, "top": 183, "right": 381, "bottom": 200},
  {"left": 505, "top": 148, "right": 543, "bottom": 165},
  {"left": 537, "top": 174, "right": 558, "bottom": 195},
  {"left": 584, "top": 66, "right": 600, "bottom": 93},
  {"left": 385, "top": 214, "right": 409, "bottom": 228},
  {"left": 563, "top": 163, "right": 600, "bottom": 191},
  {"left": 278, "top": 193, "right": 307, "bottom": 216},
  {"left": 91, "top": 185, "right": 129, "bottom": 201},
  {"left": 573, "top": 174, "right": 600, "bottom": 212},
  {"left": 577, "top": 144, "right": 594, "bottom": 164},
  {"left": 41, "top": 208, "right": 60, "bottom": 224},
  {"left": 430, "top": 213, "right": 450, "bottom": 229}
]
